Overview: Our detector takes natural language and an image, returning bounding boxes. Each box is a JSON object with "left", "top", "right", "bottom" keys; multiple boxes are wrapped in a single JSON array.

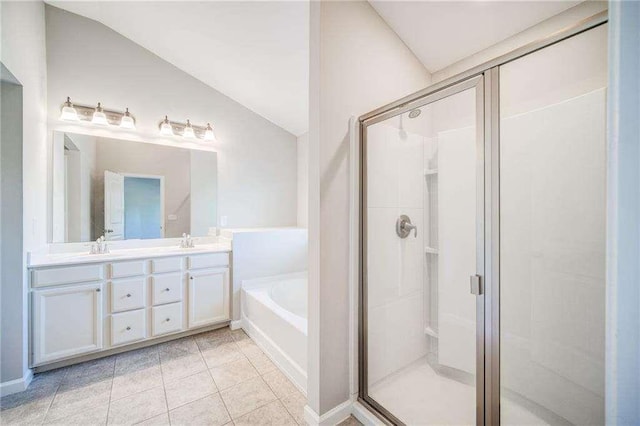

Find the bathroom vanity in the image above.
[{"left": 28, "top": 244, "right": 231, "bottom": 369}]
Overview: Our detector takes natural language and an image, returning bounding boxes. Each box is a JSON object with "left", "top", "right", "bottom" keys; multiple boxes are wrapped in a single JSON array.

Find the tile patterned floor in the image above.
[{"left": 0, "top": 328, "right": 313, "bottom": 426}]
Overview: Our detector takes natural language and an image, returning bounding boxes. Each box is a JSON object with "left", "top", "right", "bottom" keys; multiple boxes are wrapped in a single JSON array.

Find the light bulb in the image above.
[
  {"left": 120, "top": 108, "right": 135, "bottom": 129},
  {"left": 91, "top": 102, "right": 108, "bottom": 125},
  {"left": 60, "top": 97, "right": 79, "bottom": 121},
  {"left": 183, "top": 119, "right": 195, "bottom": 139},
  {"left": 204, "top": 123, "right": 216, "bottom": 142},
  {"left": 159, "top": 116, "right": 174, "bottom": 136}
]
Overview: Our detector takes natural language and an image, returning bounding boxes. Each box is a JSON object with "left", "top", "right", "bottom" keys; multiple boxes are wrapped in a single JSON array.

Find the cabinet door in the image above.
[
  {"left": 33, "top": 283, "right": 103, "bottom": 365},
  {"left": 188, "top": 268, "right": 229, "bottom": 328}
]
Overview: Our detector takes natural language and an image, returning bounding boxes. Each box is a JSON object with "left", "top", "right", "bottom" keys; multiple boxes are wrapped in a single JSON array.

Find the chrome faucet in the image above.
[
  {"left": 180, "top": 233, "right": 195, "bottom": 248},
  {"left": 396, "top": 215, "right": 417, "bottom": 238},
  {"left": 90, "top": 236, "right": 109, "bottom": 254}
]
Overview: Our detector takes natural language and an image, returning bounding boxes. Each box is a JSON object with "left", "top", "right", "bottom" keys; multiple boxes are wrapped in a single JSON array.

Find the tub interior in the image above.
[{"left": 269, "top": 276, "right": 307, "bottom": 319}]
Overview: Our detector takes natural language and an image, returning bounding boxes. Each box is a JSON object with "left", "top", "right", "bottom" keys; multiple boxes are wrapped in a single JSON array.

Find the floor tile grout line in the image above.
[
  {"left": 38, "top": 379, "right": 63, "bottom": 425},
  {"left": 104, "top": 356, "right": 117, "bottom": 426},
  {"left": 159, "top": 342, "right": 173, "bottom": 426},
  {"left": 201, "top": 336, "right": 234, "bottom": 423}
]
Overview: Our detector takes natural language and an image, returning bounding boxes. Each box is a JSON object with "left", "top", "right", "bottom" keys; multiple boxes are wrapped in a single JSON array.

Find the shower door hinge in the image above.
[{"left": 470, "top": 275, "right": 482, "bottom": 295}]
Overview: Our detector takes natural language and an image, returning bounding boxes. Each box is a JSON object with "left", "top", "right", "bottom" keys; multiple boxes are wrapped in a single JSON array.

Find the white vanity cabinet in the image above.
[
  {"left": 32, "top": 282, "right": 104, "bottom": 365},
  {"left": 188, "top": 268, "right": 230, "bottom": 328},
  {"left": 29, "top": 250, "right": 230, "bottom": 368}
]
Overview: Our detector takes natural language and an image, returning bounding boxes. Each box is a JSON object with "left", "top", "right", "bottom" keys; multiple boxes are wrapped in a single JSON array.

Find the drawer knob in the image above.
[
  {"left": 126, "top": 326, "right": 131, "bottom": 331},
  {"left": 126, "top": 293, "right": 131, "bottom": 298},
  {"left": 96, "top": 288, "right": 101, "bottom": 292},
  {"left": 166, "top": 318, "right": 171, "bottom": 322},
  {"left": 165, "top": 288, "right": 170, "bottom": 291}
]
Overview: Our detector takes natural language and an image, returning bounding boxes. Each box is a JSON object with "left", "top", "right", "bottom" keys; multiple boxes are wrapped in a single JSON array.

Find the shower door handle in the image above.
[{"left": 470, "top": 275, "right": 482, "bottom": 295}]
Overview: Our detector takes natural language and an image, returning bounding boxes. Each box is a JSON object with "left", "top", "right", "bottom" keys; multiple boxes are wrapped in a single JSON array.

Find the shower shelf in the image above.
[
  {"left": 424, "top": 168, "right": 438, "bottom": 176},
  {"left": 424, "top": 326, "right": 439, "bottom": 338},
  {"left": 425, "top": 246, "right": 439, "bottom": 255}
]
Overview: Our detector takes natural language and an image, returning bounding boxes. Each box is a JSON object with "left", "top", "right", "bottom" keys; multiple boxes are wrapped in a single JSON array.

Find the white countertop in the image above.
[{"left": 28, "top": 242, "right": 231, "bottom": 268}]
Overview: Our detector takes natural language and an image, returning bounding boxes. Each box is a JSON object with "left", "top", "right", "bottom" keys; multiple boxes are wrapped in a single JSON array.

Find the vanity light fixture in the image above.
[
  {"left": 120, "top": 108, "right": 136, "bottom": 129},
  {"left": 59, "top": 97, "right": 136, "bottom": 128},
  {"left": 183, "top": 119, "right": 196, "bottom": 139},
  {"left": 159, "top": 116, "right": 174, "bottom": 136},
  {"left": 91, "top": 103, "right": 109, "bottom": 125},
  {"left": 158, "top": 117, "right": 217, "bottom": 142},
  {"left": 204, "top": 123, "right": 216, "bottom": 142},
  {"left": 60, "top": 97, "right": 79, "bottom": 121}
]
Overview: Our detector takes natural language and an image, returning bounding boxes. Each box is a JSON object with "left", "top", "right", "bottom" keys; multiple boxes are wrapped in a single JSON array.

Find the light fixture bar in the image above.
[
  {"left": 158, "top": 118, "right": 215, "bottom": 141},
  {"left": 60, "top": 98, "right": 136, "bottom": 127}
]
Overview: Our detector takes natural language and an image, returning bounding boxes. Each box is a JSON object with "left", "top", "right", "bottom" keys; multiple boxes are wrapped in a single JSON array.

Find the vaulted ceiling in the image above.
[
  {"left": 47, "top": 1, "right": 309, "bottom": 136},
  {"left": 369, "top": 0, "right": 581, "bottom": 73},
  {"left": 47, "top": 1, "right": 584, "bottom": 137}
]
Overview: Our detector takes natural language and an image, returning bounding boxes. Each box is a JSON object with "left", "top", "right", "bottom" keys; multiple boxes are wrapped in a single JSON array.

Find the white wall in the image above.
[
  {"left": 606, "top": 2, "right": 640, "bottom": 425},
  {"left": 432, "top": 1, "right": 608, "bottom": 83},
  {"left": 0, "top": 69, "right": 24, "bottom": 389},
  {"left": 0, "top": 0, "right": 48, "bottom": 389},
  {"left": 190, "top": 151, "right": 218, "bottom": 237},
  {"left": 297, "top": 132, "right": 309, "bottom": 227},
  {"left": 231, "top": 228, "right": 308, "bottom": 321},
  {"left": 365, "top": 123, "right": 428, "bottom": 385},
  {"left": 45, "top": 5, "right": 297, "bottom": 232},
  {"left": 308, "top": 0, "right": 430, "bottom": 415}
]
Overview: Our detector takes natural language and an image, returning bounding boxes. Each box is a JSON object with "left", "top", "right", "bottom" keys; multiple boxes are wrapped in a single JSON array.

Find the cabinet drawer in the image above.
[
  {"left": 111, "top": 278, "right": 146, "bottom": 313},
  {"left": 151, "top": 257, "right": 182, "bottom": 274},
  {"left": 152, "top": 302, "right": 183, "bottom": 336},
  {"left": 111, "top": 309, "right": 146, "bottom": 346},
  {"left": 151, "top": 273, "right": 183, "bottom": 305},
  {"left": 31, "top": 264, "right": 104, "bottom": 288},
  {"left": 110, "top": 261, "right": 146, "bottom": 278},
  {"left": 188, "top": 253, "right": 229, "bottom": 270}
]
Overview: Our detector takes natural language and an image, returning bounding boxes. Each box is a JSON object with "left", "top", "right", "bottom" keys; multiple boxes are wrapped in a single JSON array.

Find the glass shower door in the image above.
[
  {"left": 361, "top": 77, "right": 484, "bottom": 425},
  {"left": 498, "top": 24, "right": 608, "bottom": 425}
]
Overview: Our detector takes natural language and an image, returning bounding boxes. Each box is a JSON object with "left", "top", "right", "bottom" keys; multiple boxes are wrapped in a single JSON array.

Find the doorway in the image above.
[{"left": 123, "top": 175, "right": 164, "bottom": 240}]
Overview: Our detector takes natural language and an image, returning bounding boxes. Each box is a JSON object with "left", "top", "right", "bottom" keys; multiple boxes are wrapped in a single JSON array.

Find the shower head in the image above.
[{"left": 408, "top": 109, "right": 421, "bottom": 119}]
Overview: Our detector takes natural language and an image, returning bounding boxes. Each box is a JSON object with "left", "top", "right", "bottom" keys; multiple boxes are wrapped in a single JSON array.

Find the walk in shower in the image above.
[{"left": 359, "top": 12, "right": 607, "bottom": 426}]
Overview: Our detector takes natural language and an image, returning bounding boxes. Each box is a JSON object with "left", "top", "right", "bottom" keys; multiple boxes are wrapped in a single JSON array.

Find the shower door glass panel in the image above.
[
  {"left": 364, "top": 81, "right": 482, "bottom": 425},
  {"left": 499, "top": 25, "right": 607, "bottom": 425}
]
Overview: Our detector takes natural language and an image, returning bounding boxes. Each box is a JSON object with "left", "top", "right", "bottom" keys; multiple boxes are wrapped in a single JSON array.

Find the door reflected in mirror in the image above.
[{"left": 51, "top": 131, "right": 217, "bottom": 243}]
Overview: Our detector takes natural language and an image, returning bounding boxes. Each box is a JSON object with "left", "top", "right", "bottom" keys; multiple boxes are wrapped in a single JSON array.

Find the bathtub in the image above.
[{"left": 241, "top": 272, "right": 307, "bottom": 392}]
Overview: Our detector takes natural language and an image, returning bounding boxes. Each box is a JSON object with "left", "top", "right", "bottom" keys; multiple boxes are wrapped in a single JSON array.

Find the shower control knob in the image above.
[{"left": 396, "top": 215, "right": 417, "bottom": 239}]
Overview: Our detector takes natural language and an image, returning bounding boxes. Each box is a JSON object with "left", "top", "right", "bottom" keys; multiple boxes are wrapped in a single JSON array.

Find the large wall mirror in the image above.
[{"left": 51, "top": 131, "right": 217, "bottom": 243}]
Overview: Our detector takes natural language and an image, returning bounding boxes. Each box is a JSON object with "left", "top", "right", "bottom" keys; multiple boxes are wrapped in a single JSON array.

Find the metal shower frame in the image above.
[{"left": 357, "top": 10, "right": 608, "bottom": 426}]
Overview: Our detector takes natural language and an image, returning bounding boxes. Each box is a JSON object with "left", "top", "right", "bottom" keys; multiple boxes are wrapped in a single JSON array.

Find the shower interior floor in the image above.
[{"left": 369, "top": 357, "right": 550, "bottom": 425}]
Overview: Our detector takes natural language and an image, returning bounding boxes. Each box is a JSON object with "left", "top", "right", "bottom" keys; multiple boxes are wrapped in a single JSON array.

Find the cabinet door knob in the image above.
[
  {"left": 126, "top": 326, "right": 131, "bottom": 331},
  {"left": 126, "top": 293, "right": 131, "bottom": 298},
  {"left": 96, "top": 288, "right": 101, "bottom": 292},
  {"left": 165, "top": 288, "right": 170, "bottom": 291},
  {"left": 190, "top": 277, "right": 194, "bottom": 280},
  {"left": 166, "top": 318, "right": 171, "bottom": 322}
]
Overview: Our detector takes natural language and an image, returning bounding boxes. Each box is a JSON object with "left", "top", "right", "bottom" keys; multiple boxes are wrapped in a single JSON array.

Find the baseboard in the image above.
[
  {"left": 352, "top": 400, "right": 386, "bottom": 425},
  {"left": 0, "top": 370, "right": 33, "bottom": 397},
  {"left": 304, "top": 399, "right": 353, "bottom": 426},
  {"left": 241, "top": 313, "right": 307, "bottom": 394},
  {"left": 230, "top": 319, "right": 243, "bottom": 330}
]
